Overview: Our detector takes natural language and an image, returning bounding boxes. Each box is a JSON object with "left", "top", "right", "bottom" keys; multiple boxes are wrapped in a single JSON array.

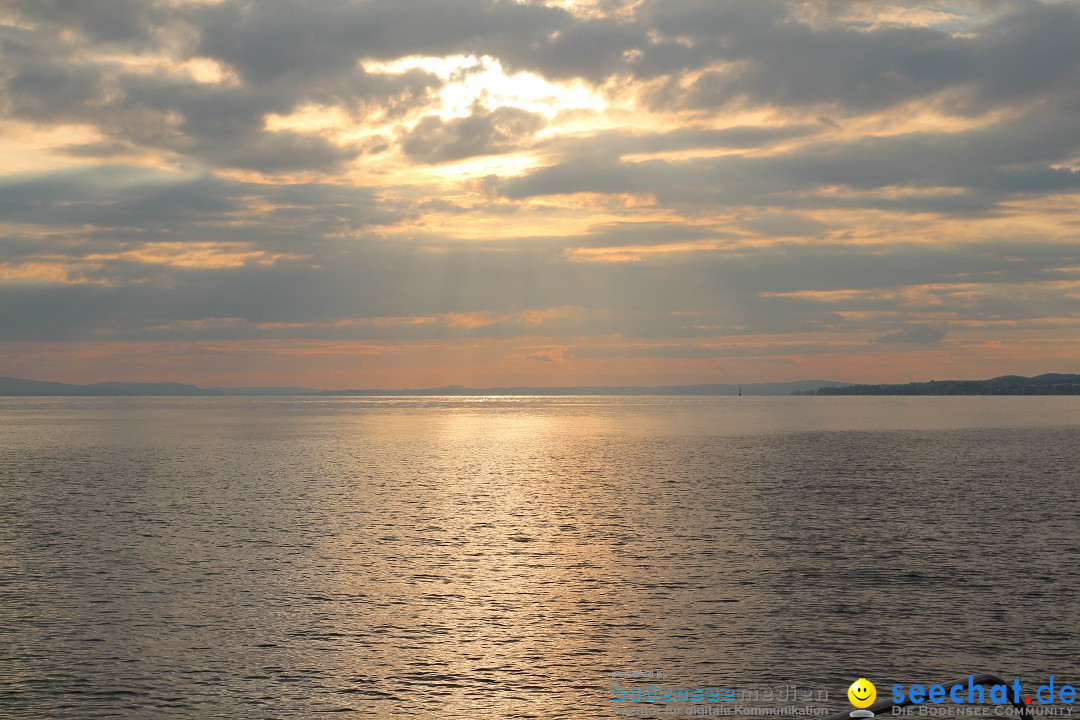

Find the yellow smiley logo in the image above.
[{"left": 848, "top": 678, "right": 877, "bottom": 708}]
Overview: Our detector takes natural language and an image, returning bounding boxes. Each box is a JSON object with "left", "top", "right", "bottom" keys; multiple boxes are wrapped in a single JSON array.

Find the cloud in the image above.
[
  {"left": 499, "top": 101, "right": 1080, "bottom": 216},
  {"left": 872, "top": 327, "right": 948, "bottom": 344},
  {"left": 634, "top": 0, "right": 1080, "bottom": 116},
  {"left": 3, "top": 224, "right": 1078, "bottom": 345},
  {"left": 572, "top": 344, "right": 726, "bottom": 359},
  {"left": 402, "top": 104, "right": 546, "bottom": 163},
  {"left": 0, "top": 4, "right": 443, "bottom": 172},
  {"left": 535, "top": 124, "right": 823, "bottom": 162},
  {"left": 7, "top": 0, "right": 168, "bottom": 45},
  {"left": 2, "top": 0, "right": 1080, "bottom": 383},
  {"left": 0, "top": 166, "right": 401, "bottom": 231},
  {"left": 194, "top": 0, "right": 568, "bottom": 83}
]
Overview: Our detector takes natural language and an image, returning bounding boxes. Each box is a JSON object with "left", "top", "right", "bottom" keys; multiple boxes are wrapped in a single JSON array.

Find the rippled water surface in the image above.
[{"left": 1, "top": 396, "right": 1078, "bottom": 719}]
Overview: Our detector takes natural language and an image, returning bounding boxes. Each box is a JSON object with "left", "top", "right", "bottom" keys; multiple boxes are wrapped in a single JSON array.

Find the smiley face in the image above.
[{"left": 848, "top": 678, "right": 877, "bottom": 708}]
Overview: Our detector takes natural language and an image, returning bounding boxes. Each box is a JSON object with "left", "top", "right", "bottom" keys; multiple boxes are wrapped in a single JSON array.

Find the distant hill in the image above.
[
  {"left": 816, "top": 373, "right": 1080, "bottom": 395},
  {"left": 0, "top": 376, "right": 212, "bottom": 396},
  {"left": 0, "top": 375, "right": 848, "bottom": 397}
]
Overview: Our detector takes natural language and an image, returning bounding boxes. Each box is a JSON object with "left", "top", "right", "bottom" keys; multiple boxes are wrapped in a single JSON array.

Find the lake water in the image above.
[{"left": 1, "top": 396, "right": 1078, "bottom": 719}]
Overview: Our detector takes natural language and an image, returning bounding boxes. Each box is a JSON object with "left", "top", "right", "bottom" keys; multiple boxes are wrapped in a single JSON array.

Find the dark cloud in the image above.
[
  {"left": 964, "top": 1, "right": 1080, "bottom": 111},
  {"left": 500, "top": 157, "right": 668, "bottom": 198},
  {"left": 200, "top": 130, "right": 363, "bottom": 173},
  {"left": 634, "top": 0, "right": 1080, "bottom": 116},
  {"left": 739, "top": 214, "right": 830, "bottom": 238},
  {"left": 493, "top": 15, "right": 650, "bottom": 83},
  {"left": 402, "top": 104, "right": 546, "bottom": 163},
  {"left": 501, "top": 99, "right": 1080, "bottom": 215},
  {"left": 0, "top": 166, "right": 402, "bottom": 231},
  {"left": 113, "top": 69, "right": 439, "bottom": 171},
  {"left": 195, "top": 0, "right": 565, "bottom": 83},
  {"left": 193, "top": 0, "right": 641, "bottom": 86},
  {"left": 7, "top": 0, "right": 168, "bottom": 45},
  {"left": 650, "top": 20, "right": 971, "bottom": 112},
  {"left": 0, "top": 36, "right": 106, "bottom": 121},
  {"left": 0, "top": 3, "right": 442, "bottom": 172}
]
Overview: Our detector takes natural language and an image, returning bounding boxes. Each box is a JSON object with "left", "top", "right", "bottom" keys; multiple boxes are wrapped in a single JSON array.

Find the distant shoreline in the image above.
[
  {"left": 2, "top": 373, "right": 1079, "bottom": 396},
  {"left": 814, "top": 373, "right": 1080, "bottom": 395},
  {"left": 0, "top": 375, "right": 845, "bottom": 397}
]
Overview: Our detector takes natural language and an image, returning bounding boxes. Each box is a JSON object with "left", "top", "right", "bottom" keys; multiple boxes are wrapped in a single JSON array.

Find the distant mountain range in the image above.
[
  {"left": 816, "top": 373, "right": 1080, "bottom": 395},
  {"left": 0, "top": 375, "right": 847, "bottom": 397},
  {"left": 0, "top": 376, "right": 214, "bottom": 396}
]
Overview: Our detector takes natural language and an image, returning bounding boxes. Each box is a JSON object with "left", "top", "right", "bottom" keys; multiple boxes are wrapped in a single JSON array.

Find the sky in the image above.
[{"left": 1, "top": 0, "right": 1079, "bottom": 388}]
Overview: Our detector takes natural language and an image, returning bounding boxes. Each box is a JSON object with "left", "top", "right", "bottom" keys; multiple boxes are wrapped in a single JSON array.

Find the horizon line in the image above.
[
  {"left": 0, "top": 374, "right": 849, "bottom": 395},
  {"left": 2, "top": 373, "right": 1079, "bottom": 396}
]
